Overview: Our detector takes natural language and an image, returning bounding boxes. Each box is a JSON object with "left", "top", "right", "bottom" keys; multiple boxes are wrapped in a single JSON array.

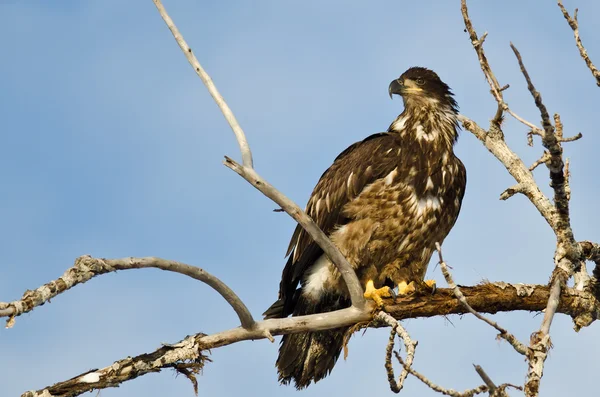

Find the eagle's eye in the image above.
[{"left": 416, "top": 77, "right": 425, "bottom": 86}]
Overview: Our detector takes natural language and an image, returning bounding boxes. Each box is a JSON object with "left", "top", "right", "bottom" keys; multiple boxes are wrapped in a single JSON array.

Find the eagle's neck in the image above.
[{"left": 388, "top": 100, "right": 459, "bottom": 153}]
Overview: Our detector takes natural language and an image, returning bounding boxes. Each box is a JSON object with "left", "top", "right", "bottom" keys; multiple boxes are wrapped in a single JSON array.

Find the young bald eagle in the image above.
[{"left": 264, "top": 67, "right": 466, "bottom": 389}]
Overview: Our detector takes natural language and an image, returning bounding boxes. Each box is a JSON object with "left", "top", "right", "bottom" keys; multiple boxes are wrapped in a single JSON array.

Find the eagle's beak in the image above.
[{"left": 388, "top": 79, "right": 404, "bottom": 99}]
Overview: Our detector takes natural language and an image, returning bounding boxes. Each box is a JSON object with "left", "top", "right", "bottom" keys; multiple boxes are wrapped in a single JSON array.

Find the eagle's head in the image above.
[{"left": 389, "top": 67, "right": 457, "bottom": 112}]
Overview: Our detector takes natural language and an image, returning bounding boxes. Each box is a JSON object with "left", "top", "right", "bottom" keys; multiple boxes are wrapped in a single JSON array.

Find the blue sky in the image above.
[{"left": 1, "top": 0, "right": 599, "bottom": 396}]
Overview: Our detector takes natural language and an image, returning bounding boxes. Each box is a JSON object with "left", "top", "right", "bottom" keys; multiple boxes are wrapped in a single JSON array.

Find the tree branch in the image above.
[
  {"left": 436, "top": 244, "right": 527, "bottom": 355},
  {"left": 0, "top": 256, "right": 255, "bottom": 330},
  {"left": 22, "top": 282, "right": 599, "bottom": 396},
  {"left": 395, "top": 353, "right": 488, "bottom": 397},
  {"left": 224, "top": 156, "right": 366, "bottom": 308},
  {"left": 151, "top": 0, "right": 365, "bottom": 309},
  {"left": 458, "top": 115, "right": 556, "bottom": 227},
  {"left": 151, "top": 0, "right": 253, "bottom": 167},
  {"left": 377, "top": 311, "right": 417, "bottom": 393},
  {"left": 557, "top": 0, "right": 600, "bottom": 87}
]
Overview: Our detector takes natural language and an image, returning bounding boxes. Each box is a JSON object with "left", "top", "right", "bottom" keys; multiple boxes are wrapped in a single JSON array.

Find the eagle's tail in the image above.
[{"left": 275, "top": 293, "right": 349, "bottom": 389}]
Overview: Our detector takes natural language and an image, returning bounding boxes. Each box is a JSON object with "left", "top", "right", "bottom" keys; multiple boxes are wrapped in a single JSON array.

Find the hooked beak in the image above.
[{"left": 388, "top": 79, "right": 404, "bottom": 99}]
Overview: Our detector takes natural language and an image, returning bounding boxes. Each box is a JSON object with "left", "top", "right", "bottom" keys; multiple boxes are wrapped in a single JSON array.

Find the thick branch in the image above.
[
  {"left": 558, "top": 1, "right": 600, "bottom": 87},
  {"left": 151, "top": 0, "right": 253, "bottom": 167},
  {"left": 223, "top": 156, "right": 366, "bottom": 308},
  {"left": 0, "top": 256, "right": 255, "bottom": 329},
  {"left": 23, "top": 283, "right": 599, "bottom": 396}
]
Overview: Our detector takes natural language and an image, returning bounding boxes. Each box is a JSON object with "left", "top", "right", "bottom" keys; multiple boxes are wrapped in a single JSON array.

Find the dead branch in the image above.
[
  {"left": 152, "top": 0, "right": 365, "bottom": 309},
  {"left": 21, "top": 282, "right": 599, "bottom": 396},
  {"left": 458, "top": 115, "right": 556, "bottom": 223},
  {"left": 436, "top": 244, "right": 527, "bottom": 355},
  {"left": 508, "top": 42, "right": 583, "bottom": 397},
  {"left": 151, "top": 0, "right": 253, "bottom": 167},
  {"left": 461, "top": 2, "right": 592, "bottom": 395},
  {"left": 377, "top": 311, "right": 417, "bottom": 393},
  {"left": 223, "top": 156, "right": 366, "bottom": 308},
  {"left": 395, "top": 353, "right": 488, "bottom": 397},
  {"left": 0, "top": 255, "right": 255, "bottom": 329},
  {"left": 460, "top": 0, "right": 543, "bottom": 135},
  {"left": 557, "top": 0, "right": 600, "bottom": 87}
]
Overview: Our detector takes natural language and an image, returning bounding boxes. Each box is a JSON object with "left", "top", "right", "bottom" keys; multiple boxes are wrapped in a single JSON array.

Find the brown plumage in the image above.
[{"left": 264, "top": 67, "right": 467, "bottom": 389}]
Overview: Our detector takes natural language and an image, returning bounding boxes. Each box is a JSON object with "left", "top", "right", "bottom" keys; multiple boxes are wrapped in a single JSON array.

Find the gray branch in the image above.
[
  {"left": 152, "top": 0, "right": 365, "bottom": 309},
  {"left": 436, "top": 243, "right": 527, "bottom": 355},
  {"left": 558, "top": 0, "right": 600, "bottom": 87},
  {"left": 0, "top": 256, "right": 255, "bottom": 329},
  {"left": 224, "top": 157, "right": 366, "bottom": 308},
  {"left": 151, "top": 0, "right": 253, "bottom": 167}
]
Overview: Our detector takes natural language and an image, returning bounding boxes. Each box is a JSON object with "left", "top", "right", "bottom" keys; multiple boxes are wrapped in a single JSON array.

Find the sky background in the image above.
[{"left": 1, "top": 0, "right": 599, "bottom": 396}]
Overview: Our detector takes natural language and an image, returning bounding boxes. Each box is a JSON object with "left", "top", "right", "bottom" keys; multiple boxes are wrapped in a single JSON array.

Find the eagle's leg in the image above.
[{"left": 363, "top": 280, "right": 393, "bottom": 308}]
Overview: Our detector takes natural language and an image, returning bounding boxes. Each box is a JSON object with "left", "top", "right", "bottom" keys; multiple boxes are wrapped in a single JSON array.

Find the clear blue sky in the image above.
[{"left": 1, "top": 1, "right": 599, "bottom": 396}]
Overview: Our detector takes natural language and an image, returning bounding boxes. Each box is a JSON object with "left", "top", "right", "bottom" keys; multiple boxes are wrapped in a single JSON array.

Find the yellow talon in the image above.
[
  {"left": 364, "top": 280, "right": 392, "bottom": 308},
  {"left": 397, "top": 281, "right": 416, "bottom": 295},
  {"left": 424, "top": 279, "right": 437, "bottom": 292}
]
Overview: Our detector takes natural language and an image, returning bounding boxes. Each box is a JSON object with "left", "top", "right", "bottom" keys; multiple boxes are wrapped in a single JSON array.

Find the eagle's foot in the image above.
[
  {"left": 425, "top": 279, "right": 436, "bottom": 293},
  {"left": 364, "top": 280, "right": 393, "bottom": 308},
  {"left": 397, "top": 281, "right": 416, "bottom": 295}
]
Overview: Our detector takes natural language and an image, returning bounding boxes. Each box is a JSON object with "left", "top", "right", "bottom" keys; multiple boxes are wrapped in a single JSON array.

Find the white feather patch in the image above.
[
  {"left": 303, "top": 254, "right": 332, "bottom": 299},
  {"left": 385, "top": 167, "right": 398, "bottom": 185},
  {"left": 390, "top": 116, "right": 407, "bottom": 132},
  {"left": 417, "top": 194, "right": 442, "bottom": 215},
  {"left": 425, "top": 176, "right": 434, "bottom": 190}
]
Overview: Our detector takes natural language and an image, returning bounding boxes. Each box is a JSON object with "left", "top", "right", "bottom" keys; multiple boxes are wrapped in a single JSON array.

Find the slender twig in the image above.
[
  {"left": 151, "top": 0, "right": 253, "bottom": 167},
  {"left": 395, "top": 353, "right": 488, "bottom": 397},
  {"left": 461, "top": 0, "right": 545, "bottom": 136},
  {"left": 510, "top": 43, "right": 554, "bottom": 136},
  {"left": 0, "top": 255, "right": 255, "bottom": 329},
  {"left": 558, "top": 0, "right": 600, "bottom": 87},
  {"left": 529, "top": 152, "right": 551, "bottom": 172},
  {"left": 223, "top": 156, "right": 366, "bottom": 308},
  {"left": 377, "top": 312, "right": 417, "bottom": 393},
  {"left": 19, "top": 281, "right": 600, "bottom": 396},
  {"left": 436, "top": 244, "right": 527, "bottom": 355}
]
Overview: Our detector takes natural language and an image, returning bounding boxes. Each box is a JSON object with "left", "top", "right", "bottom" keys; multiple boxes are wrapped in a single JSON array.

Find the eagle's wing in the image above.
[{"left": 271, "top": 132, "right": 402, "bottom": 317}]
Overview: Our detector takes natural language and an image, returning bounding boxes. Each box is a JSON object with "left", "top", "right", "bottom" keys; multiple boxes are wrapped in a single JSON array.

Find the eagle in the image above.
[{"left": 264, "top": 67, "right": 466, "bottom": 389}]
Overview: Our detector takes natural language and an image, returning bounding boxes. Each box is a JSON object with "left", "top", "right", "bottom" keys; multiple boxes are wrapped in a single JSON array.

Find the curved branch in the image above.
[
  {"left": 224, "top": 157, "right": 366, "bottom": 309},
  {"left": 0, "top": 255, "right": 255, "bottom": 329},
  {"left": 378, "top": 311, "right": 417, "bottom": 393},
  {"left": 151, "top": 0, "right": 253, "bottom": 168},
  {"left": 21, "top": 283, "right": 599, "bottom": 396}
]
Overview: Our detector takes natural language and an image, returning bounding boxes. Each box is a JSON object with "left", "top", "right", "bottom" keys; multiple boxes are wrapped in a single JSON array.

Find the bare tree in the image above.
[{"left": 2, "top": 1, "right": 599, "bottom": 396}]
